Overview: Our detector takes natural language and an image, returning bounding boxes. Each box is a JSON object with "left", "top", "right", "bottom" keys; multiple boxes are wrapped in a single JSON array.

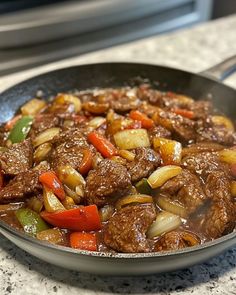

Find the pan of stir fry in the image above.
[{"left": 0, "top": 59, "right": 236, "bottom": 275}]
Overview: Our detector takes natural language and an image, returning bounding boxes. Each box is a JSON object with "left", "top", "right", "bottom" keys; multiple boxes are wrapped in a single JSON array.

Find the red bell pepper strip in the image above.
[
  {"left": 79, "top": 149, "right": 93, "bottom": 175},
  {"left": 39, "top": 171, "right": 65, "bottom": 200},
  {"left": 5, "top": 115, "right": 22, "bottom": 131},
  {"left": 172, "top": 108, "right": 194, "bottom": 119},
  {"left": 88, "top": 131, "right": 117, "bottom": 158},
  {"left": 40, "top": 205, "right": 101, "bottom": 231},
  {"left": 129, "top": 110, "right": 154, "bottom": 129},
  {"left": 70, "top": 232, "right": 97, "bottom": 251}
]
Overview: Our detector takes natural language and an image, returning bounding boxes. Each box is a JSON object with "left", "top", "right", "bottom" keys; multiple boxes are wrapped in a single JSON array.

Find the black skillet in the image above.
[{"left": 0, "top": 56, "right": 236, "bottom": 275}]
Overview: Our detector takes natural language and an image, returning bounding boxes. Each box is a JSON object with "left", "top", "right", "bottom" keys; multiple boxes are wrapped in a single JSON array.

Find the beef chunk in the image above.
[
  {"left": 160, "top": 169, "right": 207, "bottom": 214},
  {"left": 154, "top": 231, "right": 200, "bottom": 251},
  {"left": 0, "top": 126, "right": 6, "bottom": 146},
  {"left": 189, "top": 101, "right": 212, "bottom": 119},
  {"left": 182, "top": 152, "right": 229, "bottom": 179},
  {"left": 127, "top": 147, "right": 160, "bottom": 182},
  {"left": 205, "top": 171, "right": 231, "bottom": 202},
  {"left": 103, "top": 204, "right": 156, "bottom": 253},
  {"left": 0, "top": 139, "right": 33, "bottom": 175},
  {"left": 196, "top": 118, "right": 236, "bottom": 146},
  {"left": 31, "top": 114, "right": 59, "bottom": 136},
  {"left": 148, "top": 126, "right": 171, "bottom": 142},
  {"left": 154, "top": 109, "right": 196, "bottom": 143},
  {"left": 0, "top": 170, "right": 42, "bottom": 203},
  {"left": 49, "top": 128, "right": 89, "bottom": 170},
  {"left": 85, "top": 159, "right": 132, "bottom": 207},
  {"left": 110, "top": 96, "right": 140, "bottom": 113},
  {"left": 200, "top": 200, "right": 235, "bottom": 239}
]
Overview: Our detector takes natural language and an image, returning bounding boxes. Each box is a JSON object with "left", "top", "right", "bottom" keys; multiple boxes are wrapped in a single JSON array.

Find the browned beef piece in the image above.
[
  {"left": 110, "top": 96, "right": 140, "bottom": 113},
  {"left": 200, "top": 200, "right": 235, "bottom": 239},
  {"left": 182, "top": 152, "right": 229, "bottom": 180},
  {"left": 155, "top": 109, "right": 196, "bottom": 143},
  {"left": 49, "top": 128, "right": 90, "bottom": 170},
  {"left": 103, "top": 204, "right": 156, "bottom": 253},
  {"left": 154, "top": 231, "right": 200, "bottom": 251},
  {"left": 85, "top": 159, "right": 132, "bottom": 207},
  {"left": 137, "top": 85, "right": 164, "bottom": 105},
  {"left": 0, "top": 170, "right": 42, "bottom": 203},
  {"left": 0, "top": 139, "right": 33, "bottom": 175},
  {"left": 189, "top": 101, "right": 212, "bottom": 118},
  {"left": 148, "top": 126, "right": 171, "bottom": 142},
  {"left": 31, "top": 114, "right": 59, "bottom": 136},
  {"left": 160, "top": 169, "right": 207, "bottom": 214},
  {"left": 196, "top": 118, "right": 236, "bottom": 146},
  {"left": 127, "top": 147, "right": 160, "bottom": 182},
  {"left": 205, "top": 171, "right": 232, "bottom": 202}
]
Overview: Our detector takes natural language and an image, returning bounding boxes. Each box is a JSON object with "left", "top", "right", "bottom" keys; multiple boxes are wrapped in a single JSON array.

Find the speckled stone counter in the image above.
[{"left": 0, "top": 14, "right": 236, "bottom": 295}]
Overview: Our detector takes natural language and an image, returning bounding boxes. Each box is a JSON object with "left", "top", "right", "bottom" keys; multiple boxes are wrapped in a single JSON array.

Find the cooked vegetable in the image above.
[
  {"left": 40, "top": 205, "right": 101, "bottom": 231},
  {"left": 148, "top": 166, "right": 182, "bottom": 189},
  {"left": 36, "top": 228, "right": 66, "bottom": 245},
  {"left": 43, "top": 188, "right": 65, "bottom": 212},
  {"left": 54, "top": 94, "right": 82, "bottom": 113},
  {"left": 172, "top": 108, "right": 194, "bottom": 119},
  {"left": 115, "top": 194, "right": 153, "bottom": 210},
  {"left": 88, "top": 131, "right": 118, "bottom": 158},
  {"left": 88, "top": 117, "right": 106, "bottom": 129},
  {"left": 8, "top": 116, "right": 33, "bottom": 144},
  {"left": 62, "top": 196, "right": 76, "bottom": 210},
  {"left": 129, "top": 110, "right": 154, "bottom": 129},
  {"left": 231, "top": 181, "right": 236, "bottom": 197},
  {"left": 27, "top": 196, "right": 43, "bottom": 213},
  {"left": 33, "top": 143, "right": 52, "bottom": 163},
  {"left": 99, "top": 205, "right": 115, "bottom": 222},
  {"left": 147, "top": 211, "right": 182, "bottom": 238},
  {"left": 219, "top": 149, "right": 236, "bottom": 164},
  {"left": 212, "top": 115, "right": 234, "bottom": 131},
  {"left": 83, "top": 101, "right": 109, "bottom": 114},
  {"left": 21, "top": 98, "right": 46, "bottom": 116},
  {"left": 64, "top": 185, "right": 81, "bottom": 204},
  {"left": 57, "top": 165, "right": 85, "bottom": 190},
  {"left": 5, "top": 115, "right": 22, "bottom": 131},
  {"left": 118, "top": 149, "right": 135, "bottom": 161},
  {"left": 181, "top": 232, "right": 200, "bottom": 246},
  {"left": 110, "top": 156, "right": 127, "bottom": 165},
  {"left": 70, "top": 232, "right": 97, "bottom": 251},
  {"left": 39, "top": 171, "right": 65, "bottom": 200},
  {"left": 33, "top": 127, "right": 60, "bottom": 147},
  {"left": 15, "top": 208, "right": 49, "bottom": 236},
  {"left": 79, "top": 149, "right": 93, "bottom": 175},
  {"left": 114, "top": 129, "right": 150, "bottom": 150},
  {"left": 156, "top": 194, "right": 187, "bottom": 218},
  {"left": 135, "top": 178, "right": 152, "bottom": 195},
  {"left": 153, "top": 137, "right": 182, "bottom": 165}
]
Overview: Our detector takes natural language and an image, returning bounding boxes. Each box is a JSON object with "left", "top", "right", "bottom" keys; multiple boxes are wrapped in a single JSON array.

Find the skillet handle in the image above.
[{"left": 200, "top": 55, "right": 236, "bottom": 81}]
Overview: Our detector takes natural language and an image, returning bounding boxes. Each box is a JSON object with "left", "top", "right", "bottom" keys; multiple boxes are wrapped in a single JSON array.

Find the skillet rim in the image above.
[{"left": 0, "top": 62, "right": 235, "bottom": 259}]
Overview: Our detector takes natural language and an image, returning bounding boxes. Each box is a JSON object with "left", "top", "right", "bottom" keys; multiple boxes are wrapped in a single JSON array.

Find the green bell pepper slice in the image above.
[
  {"left": 8, "top": 116, "right": 33, "bottom": 144},
  {"left": 135, "top": 178, "right": 152, "bottom": 195},
  {"left": 15, "top": 208, "right": 49, "bottom": 236}
]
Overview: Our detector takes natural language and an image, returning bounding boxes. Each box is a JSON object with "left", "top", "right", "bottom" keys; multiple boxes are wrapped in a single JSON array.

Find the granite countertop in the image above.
[{"left": 0, "top": 14, "right": 236, "bottom": 295}]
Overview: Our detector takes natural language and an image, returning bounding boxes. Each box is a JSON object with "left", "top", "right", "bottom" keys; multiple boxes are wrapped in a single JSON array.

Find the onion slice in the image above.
[
  {"left": 115, "top": 194, "right": 153, "bottom": 210},
  {"left": 114, "top": 129, "right": 150, "bottom": 150},
  {"left": 33, "top": 127, "right": 60, "bottom": 147},
  {"left": 147, "top": 211, "right": 182, "bottom": 238},
  {"left": 147, "top": 165, "right": 182, "bottom": 189},
  {"left": 156, "top": 194, "right": 187, "bottom": 218}
]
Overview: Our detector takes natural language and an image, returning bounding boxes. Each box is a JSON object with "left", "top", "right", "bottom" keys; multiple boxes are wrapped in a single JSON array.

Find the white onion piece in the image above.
[
  {"left": 147, "top": 211, "right": 182, "bottom": 238},
  {"left": 88, "top": 117, "right": 106, "bottom": 129},
  {"left": 219, "top": 149, "right": 236, "bottom": 164},
  {"left": 33, "top": 127, "right": 60, "bottom": 147},
  {"left": 114, "top": 129, "right": 150, "bottom": 150},
  {"left": 156, "top": 195, "right": 187, "bottom": 218},
  {"left": 147, "top": 165, "right": 182, "bottom": 189}
]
